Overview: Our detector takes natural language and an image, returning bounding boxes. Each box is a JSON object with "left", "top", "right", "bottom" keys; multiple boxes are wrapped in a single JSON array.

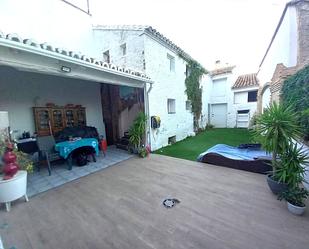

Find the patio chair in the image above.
[{"left": 36, "top": 136, "right": 62, "bottom": 176}]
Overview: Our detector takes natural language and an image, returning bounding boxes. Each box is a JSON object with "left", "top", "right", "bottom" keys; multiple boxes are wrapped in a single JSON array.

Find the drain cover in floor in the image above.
[{"left": 163, "top": 198, "right": 180, "bottom": 208}]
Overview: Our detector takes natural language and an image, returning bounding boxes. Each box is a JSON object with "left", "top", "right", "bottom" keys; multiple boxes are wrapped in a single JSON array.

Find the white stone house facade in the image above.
[
  {"left": 257, "top": 0, "right": 309, "bottom": 112},
  {"left": 203, "top": 64, "right": 258, "bottom": 128},
  {"left": 92, "top": 26, "right": 208, "bottom": 150}
]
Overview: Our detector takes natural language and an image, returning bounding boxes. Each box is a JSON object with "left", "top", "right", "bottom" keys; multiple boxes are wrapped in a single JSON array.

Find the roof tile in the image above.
[
  {"left": 210, "top": 65, "right": 235, "bottom": 76},
  {"left": 232, "top": 73, "right": 259, "bottom": 89},
  {"left": 0, "top": 31, "right": 151, "bottom": 81}
]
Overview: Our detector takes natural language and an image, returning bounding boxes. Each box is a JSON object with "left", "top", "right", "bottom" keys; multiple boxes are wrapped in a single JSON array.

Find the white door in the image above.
[{"left": 211, "top": 104, "right": 227, "bottom": 128}]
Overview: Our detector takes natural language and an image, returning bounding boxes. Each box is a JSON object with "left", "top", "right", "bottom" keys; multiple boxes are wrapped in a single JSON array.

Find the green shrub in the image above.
[
  {"left": 128, "top": 112, "right": 147, "bottom": 149},
  {"left": 275, "top": 143, "right": 308, "bottom": 186},
  {"left": 281, "top": 65, "right": 309, "bottom": 141},
  {"left": 278, "top": 187, "right": 309, "bottom": 207},
  {"left": 252, "top": 102, "right": 301, "bottom": 175},
  {"left": 205, "top": 123, "right": 214, "bottom": 130}
]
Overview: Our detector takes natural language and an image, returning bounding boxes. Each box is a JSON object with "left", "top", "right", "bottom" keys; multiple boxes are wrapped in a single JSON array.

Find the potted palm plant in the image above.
[
  {"left": 276, "top": 143, "right": 309, "bottom": 188},
  {"left": 128, "top": 112, "right": 148, "bottom": 157},
  {"left": 278, "top": 187, "right": 309, "bottom": 215},
  {"left": 253, "top": 102, "right": 301, "bottom": 194},
  {"left": 276, "top": 144, "right": 309, "bottom": 215}
]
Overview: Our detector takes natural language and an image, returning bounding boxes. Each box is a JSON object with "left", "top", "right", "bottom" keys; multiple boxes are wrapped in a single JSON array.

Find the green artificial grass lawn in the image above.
[{"left": 154, "top": 128, "right": 252, "bottom": 161}]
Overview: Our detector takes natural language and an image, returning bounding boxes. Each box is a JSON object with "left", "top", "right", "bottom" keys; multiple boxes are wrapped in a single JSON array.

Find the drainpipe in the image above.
[{"left": 145, "top": 82, "right": 153, "bottom": 150}]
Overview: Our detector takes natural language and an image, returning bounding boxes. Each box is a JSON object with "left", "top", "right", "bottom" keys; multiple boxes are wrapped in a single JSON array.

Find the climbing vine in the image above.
[
  {"left": 281, "top": 65, "right": 309, "bottom": 141},
  {"left": 181, "top": 55, "right": 207, "bottom": 131}
]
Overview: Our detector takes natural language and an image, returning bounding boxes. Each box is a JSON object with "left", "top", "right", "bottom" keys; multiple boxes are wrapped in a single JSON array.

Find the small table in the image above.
[
  {"left": 17, "top": 138, "right": 38, "bottom": 154},
  {"left": 55, "top": 138, "right": 99, "bottom": 170}
]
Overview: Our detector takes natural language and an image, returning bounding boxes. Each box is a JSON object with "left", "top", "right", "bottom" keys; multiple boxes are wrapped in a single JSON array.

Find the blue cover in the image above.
[
  {"left": 197, "top": 144, "right": 271, "bottom": 162},
  {"left": 55, "top": 138, "right": 99, "bottom": 159}
]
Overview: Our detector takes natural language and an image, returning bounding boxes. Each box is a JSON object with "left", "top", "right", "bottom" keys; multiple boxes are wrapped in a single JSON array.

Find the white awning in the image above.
[{"left": 0, "top": 32, "right": 153, "bottom": 88}]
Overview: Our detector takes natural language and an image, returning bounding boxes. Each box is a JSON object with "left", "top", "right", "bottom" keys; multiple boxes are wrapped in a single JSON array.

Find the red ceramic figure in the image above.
[{"left": 2, "top": 143, "right": 19, "bottom": 180}]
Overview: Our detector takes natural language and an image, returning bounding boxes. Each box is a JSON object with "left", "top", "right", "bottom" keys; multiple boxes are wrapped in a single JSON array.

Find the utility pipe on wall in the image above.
[{"left": 144, "top": 81, "right": 153, "bottom": 151}]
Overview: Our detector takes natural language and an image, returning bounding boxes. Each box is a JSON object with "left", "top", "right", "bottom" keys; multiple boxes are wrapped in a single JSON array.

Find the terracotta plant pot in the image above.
[{"left": 266, "top": 174, "right": 288, "bottom": 195}]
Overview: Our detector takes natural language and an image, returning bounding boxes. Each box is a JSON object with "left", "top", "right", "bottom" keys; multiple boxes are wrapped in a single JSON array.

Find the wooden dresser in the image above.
[{"left": 33, "top": 107, "right": 86, "bottom": 136}]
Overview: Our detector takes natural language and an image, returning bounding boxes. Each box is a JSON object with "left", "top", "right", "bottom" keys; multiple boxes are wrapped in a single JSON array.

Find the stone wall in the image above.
[
  {"left": 143, "top": 34, "right": 198, "bottom": 150},
  {"left": 92, "top": 29, "right": 210, "bottom": 150},
  {"left": 296, "top": 0, "right": 309, "bottom": 65}
]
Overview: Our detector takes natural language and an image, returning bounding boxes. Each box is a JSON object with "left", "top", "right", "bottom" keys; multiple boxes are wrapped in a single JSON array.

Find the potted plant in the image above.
[
  {"left": 276, "top": 143, "right": 309, "bottom": 188},
  {"left": 0, "top": 141, "right": 33, "bottom": 175},
  {"left": 253, "top": 102, "right": 301, "bottom": 194},
  {"left": 278, "top": 187, "right": 309, "bottom": 215},
  {"left": 138, "top": 145, "right": 150, "bottom": 158},
  {"left": 0, "top": 141, "right": 33, "bottom": 211},
  {"left": 128, "top": 112, "right": 147, "bottom": 155}
]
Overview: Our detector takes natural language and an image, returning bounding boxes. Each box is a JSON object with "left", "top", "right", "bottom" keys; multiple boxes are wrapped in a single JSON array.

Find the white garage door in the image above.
[{"left": 211, "top": 104, "right": 227, "bottom": 128}]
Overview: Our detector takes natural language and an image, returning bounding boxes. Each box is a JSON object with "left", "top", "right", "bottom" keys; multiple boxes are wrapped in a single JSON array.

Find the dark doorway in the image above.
[
  {"left": 101, "top": 84, "right": 118, "bottom": 145},
  {"left": 100, "top": 84, "right": 144, "bottom": 146}
]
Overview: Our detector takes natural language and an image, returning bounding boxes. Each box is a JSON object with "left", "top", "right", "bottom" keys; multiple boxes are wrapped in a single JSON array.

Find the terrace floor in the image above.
[
  {"left": 27, "top": 146, "right": 133, "bottom": 197},
  {"left": 1, "top": 154, "right": 309, "bottom": 249}
]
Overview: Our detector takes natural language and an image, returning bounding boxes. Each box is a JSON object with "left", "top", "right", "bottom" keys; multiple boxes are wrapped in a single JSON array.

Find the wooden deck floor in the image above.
[{"left": 1, "top": 154, "right": 309, "bottom": 249}]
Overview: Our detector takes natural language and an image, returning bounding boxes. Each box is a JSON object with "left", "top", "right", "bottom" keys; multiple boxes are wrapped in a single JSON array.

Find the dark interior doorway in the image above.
[{"left": 100, "top": 84, "right": 144, "bottom": 146}]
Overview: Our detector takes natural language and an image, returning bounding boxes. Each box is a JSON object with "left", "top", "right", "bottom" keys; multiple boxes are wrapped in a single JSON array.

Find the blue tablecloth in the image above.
[{"left": 55, "top": 138, "right": 99, "bottom": 159}]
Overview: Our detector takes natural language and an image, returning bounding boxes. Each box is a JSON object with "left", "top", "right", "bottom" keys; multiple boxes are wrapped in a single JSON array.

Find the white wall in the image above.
[
  {"left": 231, "top": 86, "right": 259, "bottom": 127},
  {"left": 200, "top": 74, "right": 210, "bottom": 128},
  {"left": 258, "top": 6, "right": 298, "bottom": 88},
  {"left": 0, "top": 0, "right": 95, "bottom": 57},
  {"left": 144, "top": 35, "right": 199, "bottom": 150},
  {"left": 207, "top": 73, "right": 235, "bottom": 127},
  {"left": 92, "top": 29, "right": 145, "bottom": 71},
  {"left": 262, "top": 86, "right": 271, "bottom": 111},
  {"left": 209, "top": 76, "right": 230, "bottom": 104},
  {"left": 204, "top": 70, "right": 258, "bottom": 128},
  {"left": 91, "top": 29, "right": 208, "bottom": 150},
  {"left": 0, "top": 66, "right": 104, "bottom": 138}
]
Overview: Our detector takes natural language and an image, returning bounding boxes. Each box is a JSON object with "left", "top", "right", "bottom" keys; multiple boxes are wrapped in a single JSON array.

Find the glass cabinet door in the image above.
[
  {"left": 34, "top": 108, "right": 51, "bottom": 135},
  {"left": 51, "top": 109, "right": 64, "bottom": 132},
  {"left": 76, "top": 108, "right": 86, "bottom": 126},
  {"left": 65, "top": 109, "right": 76, "bottom": 127}
]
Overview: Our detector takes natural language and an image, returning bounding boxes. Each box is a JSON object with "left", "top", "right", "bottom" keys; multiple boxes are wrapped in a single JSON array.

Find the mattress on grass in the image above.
[{"left": 197, "top": 144, "right": 272, "bottom": 174}]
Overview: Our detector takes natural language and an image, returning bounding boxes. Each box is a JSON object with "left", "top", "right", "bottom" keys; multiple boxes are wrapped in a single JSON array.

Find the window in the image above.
[
  {"left": 120, "top": 43, "right": 126, "bottom": 56},
  {"left": 234, "top": 91, "right": 247, "bottom": 104},
  {"left": 103, "top": 50, "right": 110, "bottom": 63},
  {"left": 168, "top": 136, "right": 176, "bottom": 145},
  {"left": 237, "top": 109, "right": 249, "bottom": 114},
  {"left": 185, "top": 64, "right": 191, "bottom": 77},
  {"left": 185, "top": 101, "right": 191, "bottom": 111},
  {"left": 248, "top": 90, "right": 258, "bottom": 102},
  {"left": 212, "top": 78, "right": 227, "bottom": 97},
  {"left": 167, "top": 54, "right": 175, "bottom": 72},
  {"left": 167, "top": 99, "right": 176, "bottom": 114}
]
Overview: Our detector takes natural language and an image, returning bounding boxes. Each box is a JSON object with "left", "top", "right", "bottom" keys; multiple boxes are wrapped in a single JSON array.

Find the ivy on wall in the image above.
[
  {"left": 181, "top": 55, "right": 207, "bottom": 131},
  {"left": 281, "top": 65, "right": 309, "bottom": 141}
]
